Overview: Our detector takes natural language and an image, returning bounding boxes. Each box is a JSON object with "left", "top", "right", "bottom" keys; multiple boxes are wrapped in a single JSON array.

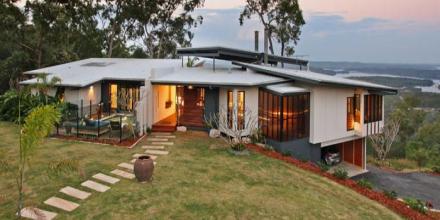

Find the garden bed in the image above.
[
  {"left": 52, "top": 135, "right": 144, "bottom": 148},
  {"left": 247, "top": 144, "right": 438, "bottom": 220}
]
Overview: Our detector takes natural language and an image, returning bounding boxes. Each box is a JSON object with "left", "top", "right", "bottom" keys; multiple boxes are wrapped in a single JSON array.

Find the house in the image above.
[{"left": 20, "top": 46, "right": 397, "bottom": 175}]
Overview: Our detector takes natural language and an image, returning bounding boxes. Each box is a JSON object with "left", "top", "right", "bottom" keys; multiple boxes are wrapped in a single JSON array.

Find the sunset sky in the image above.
[{"left": 192, "top": 0, "right": 440, "bottom": 64}]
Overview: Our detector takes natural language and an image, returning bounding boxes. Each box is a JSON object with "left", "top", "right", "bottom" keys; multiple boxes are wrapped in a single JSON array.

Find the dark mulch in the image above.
[{"left": 246, "top": 144, "right": 438, "bottom": 220}]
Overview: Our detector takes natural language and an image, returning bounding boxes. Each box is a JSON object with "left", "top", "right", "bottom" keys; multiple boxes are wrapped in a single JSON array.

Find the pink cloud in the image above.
[{"left": 204, "top": 0, "right": 440, "bottom": 24}]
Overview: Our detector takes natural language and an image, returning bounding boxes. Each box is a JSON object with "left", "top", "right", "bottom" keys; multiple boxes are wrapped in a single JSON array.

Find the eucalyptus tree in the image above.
[{"left": 239, "top": 0, "right": 305, "bottom": 57}]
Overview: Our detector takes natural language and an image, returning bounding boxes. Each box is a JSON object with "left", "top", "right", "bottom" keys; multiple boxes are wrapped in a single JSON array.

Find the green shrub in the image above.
[
  {"left": 316, "top": 161, "right": 330, "bottom": 172},
  {"left": 250, "top": 128, "right": 265, "bottom": 144},
  {"left": 231, "top": 143, "right": 246, "bottom": 152},
  {"left": 356, "top": 178, "right": 373, "bottom": 189},
  {"left": 383, "top": 190, "right": 398, "bottom": 200},
  {"left": 432, "top": 166, "right": 440, "bottom": 173},
  {"left": 404, "top": 198, "right": 427, "bottom": 214},
  {"left": 333, "top": 167, "right": 348, "bottom": 180},
  {"left": 281, "top": 151, "right": 291, "bottom": 156}
]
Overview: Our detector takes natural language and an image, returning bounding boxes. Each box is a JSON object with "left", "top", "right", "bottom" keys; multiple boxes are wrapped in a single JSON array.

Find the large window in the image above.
[
  {"left": 108, "top": 83, "right": 140, "bottom": 112},
  {"left": 237, "top": 91, "right": 245, "bottom": 130},
  {"left": 364, "top": 94, "right": 383, "bottom": 123},
  {"left": 227, "top": 90, "right": 233, "bottom": 128},
  {"left": 259, "top": 89, "right": 310, "bottom": 141}
]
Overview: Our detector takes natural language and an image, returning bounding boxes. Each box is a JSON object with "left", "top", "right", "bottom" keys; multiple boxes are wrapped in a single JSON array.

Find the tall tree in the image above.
[
  {"left": 239, "top": 0, "right": 305, "bottom": 57},
  {"left": 124, "top": 0, "right": 204, "bottom": 58}
]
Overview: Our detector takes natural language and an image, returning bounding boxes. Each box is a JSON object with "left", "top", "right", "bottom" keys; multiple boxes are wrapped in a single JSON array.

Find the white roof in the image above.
[
  {"left": 265, "top": 83, "right": 308, "bottom": 94},
  {"left": 21, "top": 58, "right": 181, "bottom": 87},
  {"left": 150, "top": 67, "right": 288, "bottom": 86},
  {"left": 235, "top": 62, "right": 397, "bottom": 93}
]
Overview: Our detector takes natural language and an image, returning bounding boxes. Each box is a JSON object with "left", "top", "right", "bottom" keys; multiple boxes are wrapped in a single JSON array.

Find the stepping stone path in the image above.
[
  {"left": 44, "top": 197, "right": 79, "bottom": 212},
  {"left": 151, "top": 141, "right": 174, "bottom": 145},
  {"left": 148, "top": 138, "right": 168, "bottom": 142},
  {"left": 60, "top": 186, "right": 91, "bottom": 200},
  {"left": 111, "top": 169, "right": 135, "bottom": 179},
  {"left": 154, "top": 135, "right": 176, "bottom": 138},
  {"left": 18, "top": 207, "right": 57, "bottom": 220},
  {"left": 151, "top": 132, "right": 172, "bottom": 136},
  {"left": 145, "top": 149, "right": 169, "bottom": 155},
  {"left": 118, "top": 162, "right": 134, "bottom": 171},
  {"left": 142, "top": 145, "right": 165, "bottom": 150},
  {"left": 81, "top": 180, "right": 110, "bottom": 192},
  {"left": 93, "top": 173, "right": 120, "bottom": 184}
]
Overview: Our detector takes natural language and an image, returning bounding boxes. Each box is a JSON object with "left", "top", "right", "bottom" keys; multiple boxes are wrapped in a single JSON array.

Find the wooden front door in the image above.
[{"left": 178, "top": 87, "right": 205, "bottom": 127}]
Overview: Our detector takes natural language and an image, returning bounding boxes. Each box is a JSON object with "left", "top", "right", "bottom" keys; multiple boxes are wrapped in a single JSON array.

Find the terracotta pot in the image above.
[{"left": 134, "top": 156, "right": 154, "bottom": 182}]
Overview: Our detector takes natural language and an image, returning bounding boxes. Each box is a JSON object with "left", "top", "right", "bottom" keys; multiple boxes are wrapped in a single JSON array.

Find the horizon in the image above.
[{"left": 189, "top": 0, "right": 440, "bottom": 65}]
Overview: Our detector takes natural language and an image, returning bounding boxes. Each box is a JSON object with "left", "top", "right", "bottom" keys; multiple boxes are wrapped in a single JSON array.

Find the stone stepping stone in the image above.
[
  {"left": 154, "top": 135, "right": 176, "bottom": 138},
  {"left": 118, "top": 162, "right": 134, "bottom": 171},
  {"left": 151, "top": 142, "right": 174, "bottom": 146},
  {"left": 145, "top": 150, "right": 169, "bottom": 155},
  {"left": 17, "top": 207, "right": 57, "bottom": 220},
  {"left": 148, "top": 138, "right": 168, "bottom": 142},
  {"left": 111, "top": 169, "right": 135, "bottom": 179},
  {"left": 151, "top": 132, "right": 172, "bottom": 136},
  {"left": 81, "top": 180, "right": 110, "bottom": 192},
  {"left": 93, "top": 173, "right": 120, "bottom": 184},
  {"left": 142, "top": 145, "right": 165, "bottom": 150},
  {"left": 60, "top": 186, "right": 91, "bottom": 200},
  {"left": 44, "top": 197, "right": 79, "bottom": 212}
]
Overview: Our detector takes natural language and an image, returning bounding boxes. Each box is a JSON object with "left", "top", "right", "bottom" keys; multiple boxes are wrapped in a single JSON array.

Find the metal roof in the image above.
[
  {"left": 177, "top": 46, "right": 309, "bottom": 67},
  {"left": 20, "top": 58, "right": 181, "bottom": 87},
  {"left": 265, "top": 83, "right": 309, "bottom": 95},
  {"left": 151, "top": 67, "right": 289, "bottom": 87},
  {"left": 233, "top": 62, "right": 398, "bottom": 94}
]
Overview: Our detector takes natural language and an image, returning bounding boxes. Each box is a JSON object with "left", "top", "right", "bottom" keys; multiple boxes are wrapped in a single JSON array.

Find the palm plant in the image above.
[
  {"left": 16, "top": 104, "right": 61, "bottom": 218},
  {"left": 31, "top": 74, "right": 61, "bottom": 104}
]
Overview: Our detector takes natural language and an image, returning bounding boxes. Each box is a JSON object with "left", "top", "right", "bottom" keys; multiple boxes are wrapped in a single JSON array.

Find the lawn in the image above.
[{"left": 0, "top": 121, "right": 402, "bottom": 219}]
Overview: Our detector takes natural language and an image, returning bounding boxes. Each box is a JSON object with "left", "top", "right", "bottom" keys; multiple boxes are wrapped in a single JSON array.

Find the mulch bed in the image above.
[
  {"left": 52, "top": 135, "right": 143, "bottom": 148},
  {"left": 246, "top": 144, "right": 438, "bottom": 220}
]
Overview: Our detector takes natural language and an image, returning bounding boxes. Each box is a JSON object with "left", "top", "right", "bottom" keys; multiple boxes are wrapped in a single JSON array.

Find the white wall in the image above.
[
  {"left": 152, "top": 85, "right": 176, "bottom": 123},
  {"left": 63, "top": 82, "right": 102, "bottom": 106}
]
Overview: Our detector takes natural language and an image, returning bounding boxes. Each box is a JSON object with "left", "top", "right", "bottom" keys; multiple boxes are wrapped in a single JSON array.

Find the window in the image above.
[
  {"left": 227, "top": 90, "right": 233, "bottom": 128},
  {"left": 237, "top": 91, "right": 245, "bottom": 130},
  {"left": 354, "top": 94, "right": 361, "bottom": 123},
  {"left": 364, "top": 94, "right": 383, "bottom": 123},
  {"left": 259, "top": 89, "right": 310, "bottom": 141},
  {"left": 347, "top": 97, "right": 354, "bottom": 130}
]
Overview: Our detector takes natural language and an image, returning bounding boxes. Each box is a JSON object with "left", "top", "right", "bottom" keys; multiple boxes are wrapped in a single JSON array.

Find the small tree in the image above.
[
  {"left": 369, "top": 117, "right": 400, "bottom": 161},
  {"left": 406, "top": 143, "right": 430, "bottom": 170},
  {"left": 205, "top": 107, "right": 258, "bottom": 151},
  {"left": 17, "top": 105, "right": 61, "bottom": 217},
  {"left": 31, "top": 74, "right": 61, "bottom": 104}
]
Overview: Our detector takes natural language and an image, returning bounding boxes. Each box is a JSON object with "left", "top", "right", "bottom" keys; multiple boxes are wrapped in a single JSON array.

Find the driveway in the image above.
[{"left": 356, "top": 165, "right": 440, "bottom": 209}]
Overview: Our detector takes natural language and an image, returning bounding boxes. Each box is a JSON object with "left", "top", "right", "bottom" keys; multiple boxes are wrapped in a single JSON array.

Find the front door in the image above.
[{"left": 178, "top": 86, "right": 205, "bottom": 127}]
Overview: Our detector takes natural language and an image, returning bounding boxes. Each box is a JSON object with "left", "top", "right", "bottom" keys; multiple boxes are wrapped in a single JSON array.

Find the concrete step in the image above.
[
  {"left": 81, "top": 180, "right": 110, "bottom": 192},
  {"left": 110, "top": 169, "right": 135, "bottom": 179},
  {"left": 118, "top": 162, "right": 134, "bottom": 171},
  {"left": 44, "top": 197, "right": 79, "bottom": 212},
  {"left": 92, "top": 173, "right": 120, "bottom": 184},
  {"left": 147, "top": 138, "right": 168, "bottom": 142},
  {"left": 154, "top": 135, "right": 176, "bottom": 138},
  {"left": 59, "top": 186, "right": 91, "bottom": 200},
  {"left": 17, "top": 207, "right": 57, "bottom": 220},
  {"left": 145, "top": 150, "right": 169, "bottom": 155},
  {"left": 151, "top": 141, "right": 174, "bottom": 146},
  {"left": 142, "top": 145, "right": 165, "bottom": 150}
]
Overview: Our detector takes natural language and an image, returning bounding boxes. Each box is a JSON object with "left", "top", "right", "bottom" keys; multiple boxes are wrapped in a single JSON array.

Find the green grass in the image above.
[{"left": 0, "top": 122, "right": 402, "bottom": 219}]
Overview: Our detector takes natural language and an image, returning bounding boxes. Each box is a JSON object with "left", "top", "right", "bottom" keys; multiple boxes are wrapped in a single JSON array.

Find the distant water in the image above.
[{"left": 335, "top": 71, "right": 440, "bottom": 94}]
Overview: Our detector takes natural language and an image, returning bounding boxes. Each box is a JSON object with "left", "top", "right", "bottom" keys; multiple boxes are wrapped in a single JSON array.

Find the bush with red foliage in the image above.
[{"left": 246, "top": 144, "right": 438, "bottom": 220}]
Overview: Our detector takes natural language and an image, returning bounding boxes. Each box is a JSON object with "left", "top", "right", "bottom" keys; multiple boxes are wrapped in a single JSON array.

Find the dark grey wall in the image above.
[
  {"left": 204, "top": 87, "right": 219, "bottom": 123},
  {"left": 267, "top": 138, "right": 322, "bottom": 162}
]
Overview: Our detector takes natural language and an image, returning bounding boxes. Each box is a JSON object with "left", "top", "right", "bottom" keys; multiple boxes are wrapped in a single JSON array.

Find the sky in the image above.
[{"left": 191, "top": 0, "right": 440, "bottom": 64}]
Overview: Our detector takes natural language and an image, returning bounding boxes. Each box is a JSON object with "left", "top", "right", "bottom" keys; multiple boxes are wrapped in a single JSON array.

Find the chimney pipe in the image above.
[
  {"left": 254, "top": 31, "right": 259, "bottom": 52},
  {"left": 264, "top": 28, "right": 269, "bottom": 65}
]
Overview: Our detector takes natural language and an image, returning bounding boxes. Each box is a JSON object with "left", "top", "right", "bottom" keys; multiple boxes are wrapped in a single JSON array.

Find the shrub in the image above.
[
  {"left": 281, "top": 150, "right": 291, "bottom": 157},
  {"left": 231, "top": 143, "right": 246, "bottom": 152},
  {"left": 250, "top": 128, "right": 265, "bottom": 144},
  {"left": 333, "top": 167, "right": 348, "bottom": 180},
  {"left": 383, "top": 190, "right": 398, "bottom": 200},
  {"left": 316, "top": 161, "right": 330, "bottom": 172},
  {"left": 404, "top": 198, "right": 428, "bottom": 214},
  {"left": 356, "top": 178, "right": 373, "bottom": 189},
  {"left": 432, "top": 166, "right": 440, "bottom": 173}
]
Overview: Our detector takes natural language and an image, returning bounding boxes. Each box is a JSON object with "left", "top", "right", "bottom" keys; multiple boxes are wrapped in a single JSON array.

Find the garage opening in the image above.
[{"left": 322, "top": 138, "right": 367, "bottom": 177}]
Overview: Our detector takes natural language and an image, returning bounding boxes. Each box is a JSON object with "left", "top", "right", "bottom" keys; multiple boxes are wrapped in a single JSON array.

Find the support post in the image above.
[
  {"left": 89, "top": 100, "right": 92, "bottom": 119},
  {"left": 119, "top": 115, "right": 122, "bottom": 143},
  {"left": 97, "top": 104, "right": 101, "bottom": 138},
  {"left": 76, "top": 110, "right": 79, "bottom": 138}
]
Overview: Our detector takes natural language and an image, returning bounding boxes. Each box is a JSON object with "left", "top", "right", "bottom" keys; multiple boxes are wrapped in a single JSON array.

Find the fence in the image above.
[{"left": 53, "top": 99, "right": 139, "bottom": 144}]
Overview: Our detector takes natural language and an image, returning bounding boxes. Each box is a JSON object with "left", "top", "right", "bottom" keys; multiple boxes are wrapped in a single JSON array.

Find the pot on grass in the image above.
[{"left": 134, "top": 156, "right": 154, "bottom": 182}]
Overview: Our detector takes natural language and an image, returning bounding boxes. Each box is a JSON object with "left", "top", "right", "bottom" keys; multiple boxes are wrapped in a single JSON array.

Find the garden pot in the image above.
[{"left": 134, "top": 156, "right": 154, "bottom": 182}]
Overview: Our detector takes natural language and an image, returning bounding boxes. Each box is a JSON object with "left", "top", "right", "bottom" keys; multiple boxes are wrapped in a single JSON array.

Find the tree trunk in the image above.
[
  {"left": 281, "top": 41, "right": 285, "bottom": 68},
  {"left": 107, "top": 23, "right": 117, "bottom": 58}
]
